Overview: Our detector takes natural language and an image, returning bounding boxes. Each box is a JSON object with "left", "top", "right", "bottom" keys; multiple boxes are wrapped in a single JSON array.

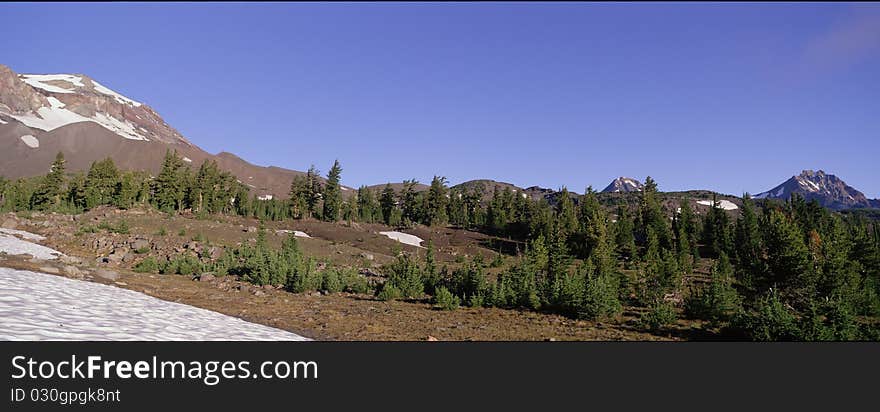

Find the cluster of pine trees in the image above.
[{"left": 2, "top": 152, "right": 878, "bottom": 340}]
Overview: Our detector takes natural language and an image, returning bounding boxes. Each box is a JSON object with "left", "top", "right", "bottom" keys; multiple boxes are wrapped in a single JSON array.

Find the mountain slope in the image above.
[
  {"left": 754, "top": 170, "right": 876, "bottom": 210},
  {"left": 0, "top": 64, "right": 335, "bottom": 199}
]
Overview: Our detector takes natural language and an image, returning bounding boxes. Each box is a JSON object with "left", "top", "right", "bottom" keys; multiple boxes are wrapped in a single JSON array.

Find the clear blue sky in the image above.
[{"left": 3, "top": 3, "right": 879, "bottom": 197}]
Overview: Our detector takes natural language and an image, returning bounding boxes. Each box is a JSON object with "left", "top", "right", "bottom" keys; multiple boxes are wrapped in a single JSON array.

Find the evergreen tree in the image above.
[
  {"left": 322, "top": 160, "right": 343, "bottom": 221},
  {"left": 614, "top": 206, "right": 638, "bottom": 262},
  {"left": 305, "top": 165, "right": 323, "bottom": 219},
  {"left": 356, "top": 185, "right": 381, "bottom": 223},
  {"left": 424, "top": 176, "right": 449, "bottom": 226},
  {"left": 288, "top": 176, "right": 309, "bottom": 219},
  {"left": 639, "top": 176, "right": 673, "bottom": 250},
  {"left": 764, "top": 209, "right": 814, "bottom": 304},
  {"left": 379, "top": 183, "right": 397, "bottom": 225},
  {"left": 83, "top": 157, "right": 120, "bottom": 209},
  {"left": 153, "top": 150, "right": 188, "bottom": 213},
  {"left": 31, "top": 152, "right": 66, "bottom": 210},
  {"left": 734, "top": 194, "right": 765, "bottom": 293},
  {"left": 400, "top": 179, "right": 422, "bottom": 225},
  {"left": 555, "top": 187, "right": 578, "bottom": 237}
]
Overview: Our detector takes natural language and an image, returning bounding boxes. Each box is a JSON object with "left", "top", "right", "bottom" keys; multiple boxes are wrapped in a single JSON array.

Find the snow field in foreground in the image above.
[
  {"left": 0, "top": 267, "right": 308, "bottom": 341},
  {"left": 0, "top": 229, "right": 64, "bottom": 260}
]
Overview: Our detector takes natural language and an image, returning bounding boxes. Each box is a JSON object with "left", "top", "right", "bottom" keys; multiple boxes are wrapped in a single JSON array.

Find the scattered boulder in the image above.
[
  {"left": 426, "top": 336, "right": 439, "bottom": 342},
  {"left": 360, "top": 252, "right": 374, "bottom": 261},
  {"left": 106, "top": 253, "right": 124, "bottom": 264},
  {"left": 199, "top": 273, "right": 216, "bottom": 282},
  {"left": 1, "top": 218, "right": 18, "bottom": 229},
  {"left": 130, "top": 238, "right": 150, "bottom": 251},
  {"left": 59, "top": 255, "right": 82, "bottom": 265},
  {"left": 207, "top": 246, "right": 223, "bottom": 260},
  {"left": 63, "top": 265, "right": 83, "bottom": 277},
  {"left": 94, "top": 269, "right": 120, "bottom": 281},
  {"left": 38, "top": 266, "right": 61, "bottom": 274}
]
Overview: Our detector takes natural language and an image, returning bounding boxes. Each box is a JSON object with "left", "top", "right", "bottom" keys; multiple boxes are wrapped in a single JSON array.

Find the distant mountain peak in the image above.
[
  {"left": 602, "top": 177, "right": 643, "bottom": 193},
  {"left": 754, "top": 169, "right": 874, "bottom": 210}
]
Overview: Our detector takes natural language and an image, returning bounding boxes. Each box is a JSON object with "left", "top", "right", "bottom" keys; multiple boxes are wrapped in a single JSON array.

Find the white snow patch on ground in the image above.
[
  {"left": 91, "top": 79, "right": 143, "bottom": 107},
  {"left": 19, "top": 74, "right": 84, "bottom": 94},
  {"left": 276, "top": 230, "right": 311, "bottom": 238},
  {"left": 0, "top": 228, "right": 46, "bottom": 241},
  {"left": 379, "top": 231, "right": 424, "bottom": 247},
  {"left": 182, "top": 157, "right": 192, "bottom": 163},
  {"left": 696, "top": 199, "right": 739, "bottom": 210},
  {"left": 19, "top": 135, "right": 39, "bottom": 148},
  {"left": 0, "top": 267, "right": 308, "bottom": 341},
  {"left": 0, "top": 118, "right": 7, "bottom": 124},
  {"left": 0, "top": 230, "right": 64, "bottom": 260}
]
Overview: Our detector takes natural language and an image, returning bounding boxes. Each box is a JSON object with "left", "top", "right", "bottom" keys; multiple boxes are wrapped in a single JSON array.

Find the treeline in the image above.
[{"left": 2, "top": 152, "right": 879, "bottom": 340}]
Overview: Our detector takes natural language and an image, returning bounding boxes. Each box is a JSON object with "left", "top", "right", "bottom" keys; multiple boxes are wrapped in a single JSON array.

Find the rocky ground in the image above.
[{"left": 0, "top": 208, "right": 715, "bottom": 341}]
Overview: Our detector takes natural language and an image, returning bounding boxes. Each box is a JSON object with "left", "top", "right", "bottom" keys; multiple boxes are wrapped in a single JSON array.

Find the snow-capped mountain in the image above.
[
  {"left": 601, "top": 177, "right": 643, "bottom": 193},
  {"left": 0, "top": 66, "right": 189, "bottom": 145},
  {"left": 754, "top": 170, "right": 877, "bottom": 210},
  {"left": 0, "top": 64, "right": 325, "bottom": 199}
]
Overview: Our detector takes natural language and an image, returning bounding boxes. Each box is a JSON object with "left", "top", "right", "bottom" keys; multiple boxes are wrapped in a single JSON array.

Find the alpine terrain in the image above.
[{"left": 754, "top": 169, "right": 879, "bottom": 210}]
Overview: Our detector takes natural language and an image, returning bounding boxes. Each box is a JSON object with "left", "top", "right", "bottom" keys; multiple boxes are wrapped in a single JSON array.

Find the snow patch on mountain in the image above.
[
  {"left": 7, "top": 105, "right": 149, "bottom": 141},
  {"left": 19, "top": 74, "right": 84, "bottom": 94},
  {"left": 8, "top": 105, "right": 93, "bottom": 132},
  {"left": 19, "top": 135, "right": 39, "bottom": 148},
  {"left": 46, "top": 96, "right": 66, "bottom": 108},
  {"left": 91, "top": 79, "right": 142, "bottom": 107}
]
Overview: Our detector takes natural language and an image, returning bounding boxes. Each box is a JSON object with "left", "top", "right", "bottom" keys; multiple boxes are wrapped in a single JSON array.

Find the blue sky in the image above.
[{"left": 3, "top": 3, "right": 879, "bottom": 197}]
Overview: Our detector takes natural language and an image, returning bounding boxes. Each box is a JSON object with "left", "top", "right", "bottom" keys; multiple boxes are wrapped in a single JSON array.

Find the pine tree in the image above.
[
  {"left": 84, "top": 157, "right": 120, "bottom": 209},
  {"left": 31, "top": 152, "right": 66, "bottom": 210},
  {"left": 400, "top": 179, "right": 422, "bottom": 225},
  {"left": 764, "top": 209, "right": 814, "bottom": 304},
  {"left": 305, "top": 165, "right": 323, "bottom": 219},
  {"left": 356, "top": 185, "right": 380, "bottom": 223},
  {"left": 734, "top": 194, "right": 765, "bottom": 293},
  {"left": 288, "top": 176, "right": 308, "bottom": 219},
  {"left": 614, "top": 206, "right": 638, "bottom": 262},
  {"left": 555, "top": 187, "right": 578, "bottom": 237},
  {"left": 153, "top": 150, "right": 187, "bottom": 213},
  {"left": 322, "top": 160, "right": 343, "bottom": 221},
  {"left": 379, "top": 183, "right": 396, "bottom": 225},
  {"left": 639, "top": 176, "right": 673, "bottom": 251},
  {"left": 424, "top": 176, "right": 449, "bottom": 226}
]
